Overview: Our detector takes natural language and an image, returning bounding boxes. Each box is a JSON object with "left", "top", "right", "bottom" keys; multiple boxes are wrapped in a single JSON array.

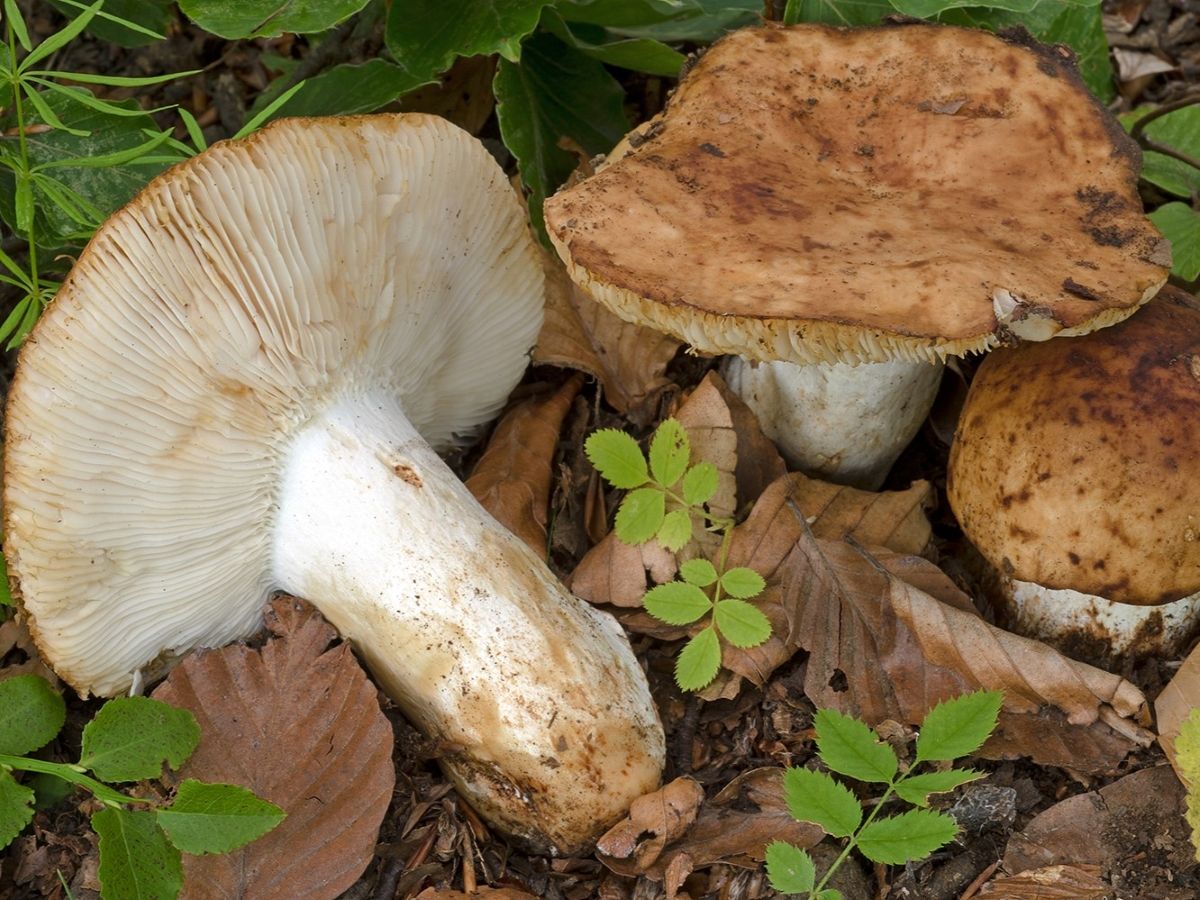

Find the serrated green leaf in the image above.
[
  {"left": 680, "top": 558, "right": 718, "bottom": 587},
  {"left": 893, "top": 769, "right": 985, "bottom": 807},
  {"left": 1175, "top": 708, "right": 1200, "bottom": 861},
  {"left": 675, "top": 627, "right": 721, "bottom": 691},
  {"left": 93, "top": 808, "right": 183, "bottom": 900},
  {"left": 649, "top": 419, "right": 690, "bottom": 488},
  {"left": 656, "top": 509, "right": 693, "bottom": 552},
  {"left": 585, "top": 429, "right": 649, "bottom": 489},
  {"left": 79, "top": 696, "right": 200, "bottom": 783},
  {"left": 783, "top": 766, "right": 862, "bottom": 837},
  {"left": 856, "top": 809, "right": 958, "bottom": 864},
  {"left": 1120, "top": 106, "right": 1200, "bottom": 199},
  {"left": 764, "top": 840, "right": 815, "bottom": 893},
  {"left": 0, "top": 675, "right": 66, "bottom": 756},
  {"left": 814, "top": 708, "right": 898, "bottom": 784},
  {"left": 541, "top": 9, "right": 685, "bottom": 76},
  {"left": 386, "top": 0, "right": 551, "bottom": 80},
  {"left": 719, "top": 567, "right": 766, "bottom": 600},
  {"left": 179, "top": 0, "right": 370, "bottom": 38},
  {"left": 156, "top": 780, "right": 285, "bottom": 855},
  {"left": 816, "top": 890, "right": 842, "bottom": 899},
  {"left": 644, "top": 581, "right": 712, "bottom": 626},
  {"left": 615, "top": 487, "right": 666, "bottom": 544},
  {"left": 680, "top": 462, "right": 719, "bottom": 508},
  {"left": 915, "top": 690, "right": 1003, "bottom": 763},
  {"left": 713, "top": 599, "right": 771, "bottom": 648},
  {"left": 0, "top": 770, "right": 35, "bottom": 851},
  {"left": 1149, "top": 203, "right": 1200, "bottom": 281}
]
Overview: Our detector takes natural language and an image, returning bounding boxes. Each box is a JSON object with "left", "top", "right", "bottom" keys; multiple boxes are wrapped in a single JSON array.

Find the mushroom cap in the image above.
[
  {"left": 4, "top": 114, "right": 544, "bottom": 694},
  {"left": 948, "top": 287, "right": 1200, "bottom": 607},
  {"left": 544, "top": 23, "right": 1169, "bottom": 366}
]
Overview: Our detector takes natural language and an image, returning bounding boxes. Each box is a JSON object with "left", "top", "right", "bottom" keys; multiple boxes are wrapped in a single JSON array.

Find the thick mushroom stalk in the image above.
[{"left": 274, "top": 394, "right": 663, "bottom": 851}]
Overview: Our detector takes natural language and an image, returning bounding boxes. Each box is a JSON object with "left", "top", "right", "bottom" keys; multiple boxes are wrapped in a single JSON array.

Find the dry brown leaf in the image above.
[
  {"left": 414, "top": 889, "right": 537, "bottom": 900},
  {"left": 978, "top": 865, "right": 1109, "bottom": 899},
  {"left": 534, "top": 248, "right": 680, "bottom": 424},
  {"left": 1154, "top": 638, "right": 1200, "bottom": 777},
  {"left": 569, "top": 532, "right": 677, "bottom": 609},
  {"left": 596, "top": 777, "right": 705, "bottom": 870},
  {"left": 0, "top": 618, "right": 57, "bottom": 685},
  {"left": 399, "top": 56, "right": 497, "bottom": 135},
  {"left": 785, "top": 470, "right": 934, "bottom": 557},
  {"left": 598, "top": 768, "right": 822, "bottom": 882},
  {"left": 466, "top": 375, "right": 583, "bottom": 556},
  {"left": 153, "top": 597, "right": 395, "bottom": 900}
]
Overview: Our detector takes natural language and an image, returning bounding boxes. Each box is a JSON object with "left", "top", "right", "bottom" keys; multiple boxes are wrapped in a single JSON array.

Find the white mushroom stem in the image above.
[
  {"left": 1003, "top": 577, "right": 1200, "bottom": 661},
  {"left": 273, "top": 392, "right": 664, "bottom": 854},
  {"left": 721, "top": 357, "right": 944, "bottom": 490}
]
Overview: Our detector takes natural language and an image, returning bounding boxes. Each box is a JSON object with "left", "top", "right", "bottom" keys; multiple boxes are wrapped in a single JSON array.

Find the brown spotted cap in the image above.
[
  {"left": 544, "top": 23, "right": 1170, "bottom": 365},
  {"left": 949, "top": 287, "right": 1200, "bottom": 606}
]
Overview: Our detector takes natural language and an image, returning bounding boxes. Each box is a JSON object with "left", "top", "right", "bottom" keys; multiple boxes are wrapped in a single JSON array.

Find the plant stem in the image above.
[{"left": 0, "top": 754, "right": 143, "bottom": 807}]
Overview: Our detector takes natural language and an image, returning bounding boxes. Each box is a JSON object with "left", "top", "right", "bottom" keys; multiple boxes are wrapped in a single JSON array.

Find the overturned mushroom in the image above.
[
  {"left": 3, "top": 115, "right": 664, "bottom": 854},
  {"left": 949, "top": 288, "right": 1200, "bottom": 664},
  {"left": 545, "top": 22, "right": 1169, "bottom": 488}
]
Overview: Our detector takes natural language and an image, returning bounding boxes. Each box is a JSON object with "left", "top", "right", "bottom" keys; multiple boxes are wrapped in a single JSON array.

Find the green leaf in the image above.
[
  {"left": 679, "top": 558, "right": 718, "bottom": 587},
  {"left": 649, "top": 419, "right": 690, "bottom": 489},
  {"left": 675, "top": 627, "right": 721, "bottom": 691},
  {"left": 541, "top": 9, "right": 685, "bottom": 76},
  {"left": 93, "top": 808, "right": 183, "bottom": 900},
  {"left": 561, "top": 0, "right": 760, "bottom": 42},
  {"left": 782, "top": 766, "right": 862, "bottom": 838},
  {"left": 178, "top": 0, "right": 371, "bottom": 38},
  {"left": 816, "top": 892, "right": 843, "bottom": 900},
  {"left": 855, "top": 808, "right": 959, "bottom": 864},
  {"left": 4, "top": 0, "right": 32, "bottom": 51},
  {"left": 0, "top": 675, "right": 66, "bottom": 756},
  {"left": 231, "top": 81, "right": 307, "bottom": 139},
  {"left": 1149, "top": 203, "right": 1200, "bottom": 281},
  {"left": 781, "top": 0, "right": 892, "bottom": 27},
  {"left": 1120, "top": 106, "right": 1200, "bottom": 199},
  {"left": 1176, "top": 708, "right": 1200, "bottom": 860},
  {"left": 719, "top": 567, "right": 765, "bottom": 600},
  {"left": 156, "top": 780, "right": 285, "bottom": 855},
  {"left": 495, "top": 30, "right": 628, "bottom": 238},
  {"left": 713, "top": 599, "right": 771, "bottom": 648},
  {"left": 46, "top": 0, "right": 172, "bottom": 48},
  {"left": 387, "top": 0, "right": 550, "bottom": 73},
  {"left": 249, "top": 60, "right": 415, "bottom": 120},
  {"left": 615, "top": 487, "right": 666, "bottom": 544},
  {"left": 644, "top": 581, "right": 711, "bottom": 626},
  {"left": 915, "top": 690, "right": 1004, "bottom": 763},
  {"left": 764, "top": 840, "right": 815, "bottom": 894},
  {"left": 79, "top": 697, "right": 200, "bottom": 783},
  {"left": 893, "top": 769, "right": 985, "bottom": 807},
  {"left": 656, "top": 509, "right": 693, "bottom": 552},
  {"left": 814, "top": 708, "right": 898, "bottom": 785},
  {"left": 585, "top": 429, "right": 649, "bottom": 489},
  {"left": 681, "top": 462, "right": 719, "bottom": 507},
  {"left": 18, "top": 0, "right": 100, "bottom": 70},
  {"left": 0, "top": 555, "right": 12, "bottom": 605},
  {"left": 0, "top": 770, "right": 35, "bottom": 851}
]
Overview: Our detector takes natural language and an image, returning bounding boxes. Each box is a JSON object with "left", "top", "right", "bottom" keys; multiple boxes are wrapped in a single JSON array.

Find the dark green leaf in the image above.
[
  {"left": 386, "top": 0, "right": 551, "bottom": 76},
  {"left": 893, "top": 769, "right": 984, "bottom": 807},
  {"left": 79, "top": 697, "right": 200, "bottom": 782},
  {"left": 0, "top": 555, "right": 12, "bottom": 605},
  {"left": 542, "top": 9, "right": 685, "bottom": 76},
  {"left": 915, "top": 690, "right": 1003, "bottom": 763},
  {"left": 681, "top": 462, "right": 719, "bottom": 507},
  {"left": 1120, "top": 106, "right": 1200, "bottom": 199},
  {"left": 178, "top": 0, "right": 371, "bottom": 38},
  {"left": 93, "top": 808, "right": 183, "bottom": 900},
  {"left": 18, "top": 0, "right": 100, "bottom": 70},
  {"left": 780, "top": 0, "right": 891, "bottom": 27},
  {"left": 656, "top": 508, "right": 693, "bottom": 552},
  {"left": 856, "top": 808, "right": 958, "bottom": 864},
  {"left": 156, "top": 780, "right": 285, "bottom": 855},
  {"left": 46, "top": 0, "right": 172, "bottom": 47},
  {"left": 495, "top": 31, "right": 628, "bottom": 238},
  {"left": 649, "top": 419, "right": 690, "bottom": 488},
  {"left": 615, "top": 487, "right": 666, "bottom": 544},
  {"left": 251, "top": 60, "right": 416, "bottom": 120},
  {"left": 814, "top": 708, "right": 898, "bottom": 784},
  {"left": 585, "top": 429, "right": 649, "bottom": 489},
  {"left": 675, "top": 626, "right": 721, "bottom": 691},
  {"left": 764, "top": 840, "right": 815, "bottom": 894},
  {"left": 0, "top": 675, "right": 66, "bottom": 756},
  {"left": 0, "top": 770, "right": 35, "bottom": 851},
  {"left": 713, "top": 599, "right": 771, "bottom": 648},
  {"left": 679, "top": 558, "right": 718, "bottom": 587},
  {"left": 563, "top": 0, "right": 760, "bottom": 41},
  {"left": 1150, "top": 203, "right": 1200, "bottom": 281},
  {"left": 782, "top": 766, "right": 862, "bottom": 837},
  {"left": 719, "top": 567, "right": 765, "bottom": 599},
  {"left": 644, "top": 581, "right": 712, "bottom": 625},
  {"left": 893, "top": 0, "right": 1043, "bottom": 18}
]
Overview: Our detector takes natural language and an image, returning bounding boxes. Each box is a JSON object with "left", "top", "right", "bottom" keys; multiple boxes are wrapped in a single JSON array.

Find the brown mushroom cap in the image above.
[
  {"left": 545, "top": 23, "right": 1169, "bottom": 365},
  {"left": 948, "top": 287, "right": 1200, "bottom": 606}
]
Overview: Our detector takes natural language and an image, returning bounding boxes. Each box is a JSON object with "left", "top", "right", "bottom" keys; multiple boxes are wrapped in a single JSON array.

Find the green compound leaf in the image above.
[
  {"left": 656, "top": 509, "right": 693, "bottom": 553},
  {"left": 0, "top": 770, "right": 35, "bottom": 851},
  {"left": 93, "top": 808, "right": 183, "bottom": 900},
  {"left": 80, "top": 696, "right": 200, "bottom": 783},
  {"left": 719, "top": 567, "right": 766, "bottom": 600},
  {"left": 1174, "top": 708, "right": 1200, "bottom": 861},
  {"left": 679, "top": 558, "right": 718, "bottom": 587},
  {"left": 615, "top": 487, "right": 666, "bottom": 545},
  {"left": 675, "top": 627, "right": 721, "bottom": 691},
  {"left": 648, "top": 418, "right": 690, "bottom": 489},
  {"left": 713, "top": 600, "right": 771, "bottom": 648},
  {"left": 855, "top": 808, "right": 959, "bottom": 865},
  {"left": 0, "top": 675, "right": 66, "bottom": 756},
  {"left": 644, "top": 581, "right": 712, "bottom": 626},
  {"left": 764, "top": 840, "right": 815, "bottom": 894},
  {"left": 783, "top": 766, "right": 862, "bottom": 838},
  {"left": 915, "top": 690, "right": 1004, "bottom": 763},
  {"left": 585, "top": 429, "right": 649, "bottom": 489},
  {"left": 156, "top": 780, "right": 285, "bottom": 855},
  {"left": 893, "top": 769, "right": 985, "bottom": 807},
  {"left": 681, "top": 462, "right": 719, "bottom": 507},
  {"left": 1149, "top": 202, "right": 1200, "bottom": 281},
  {"left": 814, "top": 708, "right": 898, "bottom": 785}
]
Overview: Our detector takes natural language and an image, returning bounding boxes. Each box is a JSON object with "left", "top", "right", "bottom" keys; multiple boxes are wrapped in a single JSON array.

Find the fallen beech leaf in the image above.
[
  {"left": 1154, "top": 638, "right": 1200, "bottom": 778},
  {"left": 0, "top": 619, "right": 57, "bottom": 685},
  {"left": 979, "top": 864, "right": 1109, "bottom": 898},
  {"left": 153, "top": 597, "right": 394, "bottom": 900},
  {"left": 786, "top": 471, "right": 934, "bottom": 557},
  {"left": 415, "top": 889, "right": 537, "bottom": 899},
  {"left": 466, "top": 375, "right": 584, "bottom": 556},
  {"left": 535, "top": 249, "right": 679, "bottom": 423},
  {"left": 596, "top": 777, "right": 705, "bottom": 869}
]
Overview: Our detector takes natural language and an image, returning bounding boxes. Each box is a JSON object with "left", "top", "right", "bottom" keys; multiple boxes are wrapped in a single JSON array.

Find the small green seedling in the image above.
[
  {"left": 0, "top": 673, "right": 284, "bottom": 899},
  {"left": 766, "top": 689, "right": 1003, "bottom": 898},
  {"left": 585, "top": 418, "right": 771, "bottom": 690}
]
